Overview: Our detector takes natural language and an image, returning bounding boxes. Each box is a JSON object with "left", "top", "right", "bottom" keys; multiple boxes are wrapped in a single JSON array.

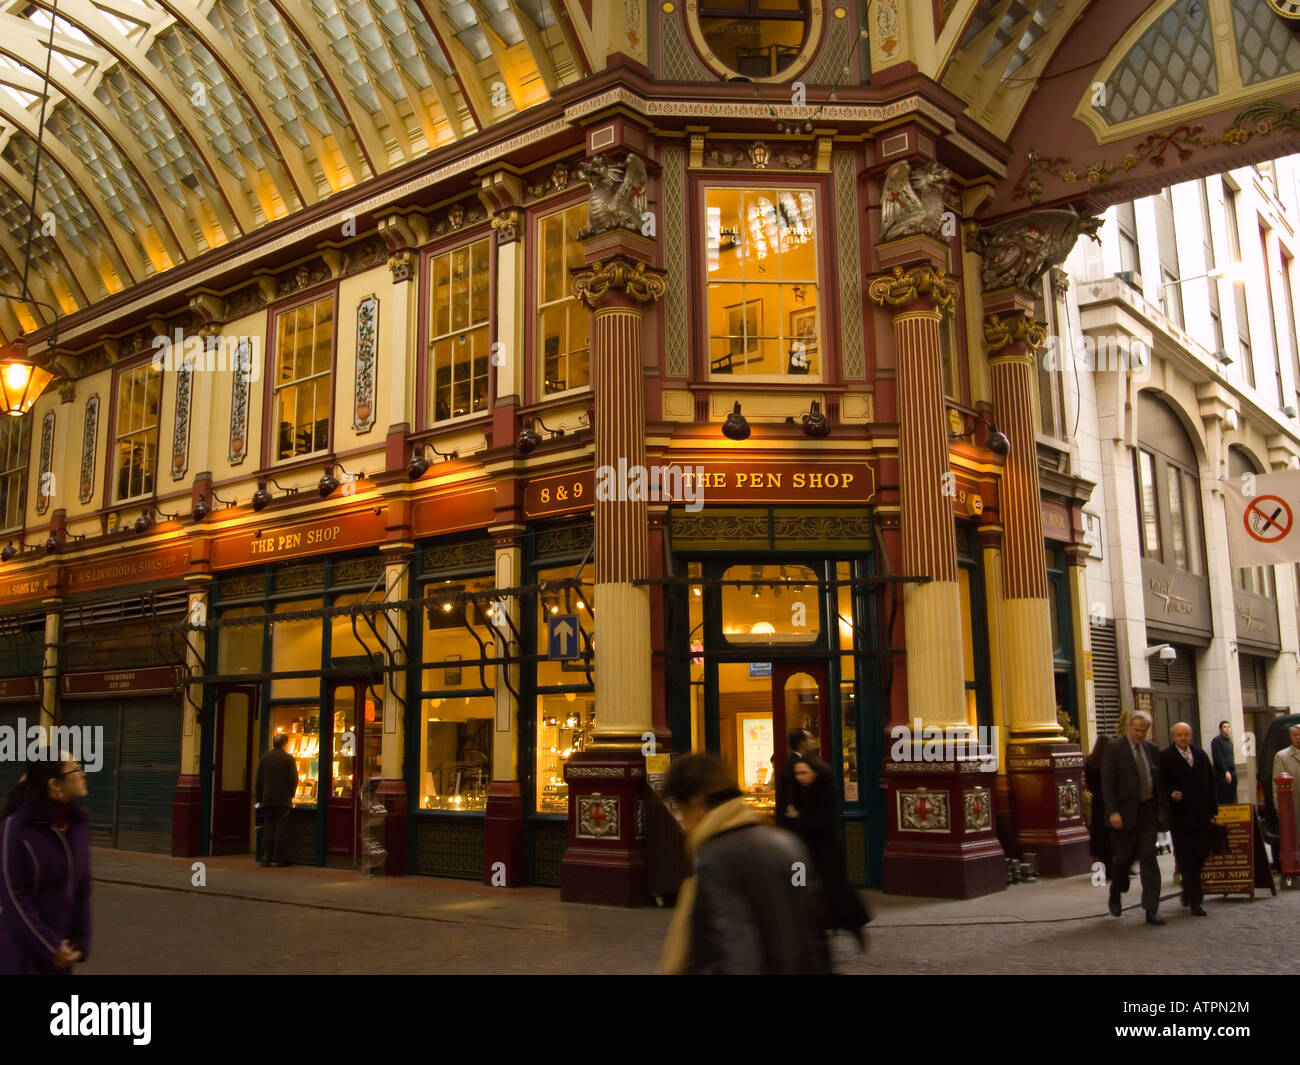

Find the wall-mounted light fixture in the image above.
[
  {"left": 251, "top": 477, "right": 299, "bottom": 513},
  {"left": 192, "top": 489, "right": 237, "bottom": 522},
  {"left": 408, "top": 441, "right": 460, "bottom": 480},
  {"left": 721, "top": 401, "right": 750, "bottom": 441},
  {"left": 951, "top": 411, "right": 1009, "bottom": 456},
  {"left": 318, "top": 462, "right": 364, "bottom": 499},
  {"left": 801, "top": 400, "right": 830, "bottom": 439},
  {"left": 517, "top": 415, "right": 565, "bottom": 455}
]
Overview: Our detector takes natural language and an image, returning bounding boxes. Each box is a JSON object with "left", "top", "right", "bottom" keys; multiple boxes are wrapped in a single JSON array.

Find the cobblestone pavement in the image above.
[{"left": 78, "top": 849, "right": 1299, "bottom": 975}]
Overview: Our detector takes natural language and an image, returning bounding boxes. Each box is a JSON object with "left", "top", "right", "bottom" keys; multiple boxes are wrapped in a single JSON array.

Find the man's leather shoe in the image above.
[
  {"left": 1108, "top": 896, "right": 1121, "bottom": 917},
  {"left": 1190, "top": 904, "right": 1207, "bottom": 916},
  {"left": 1145, "top": 912, "right": 1166, "bottom": 926}
]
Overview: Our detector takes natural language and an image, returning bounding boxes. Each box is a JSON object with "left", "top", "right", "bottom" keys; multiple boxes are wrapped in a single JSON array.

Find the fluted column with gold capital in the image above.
[
  {"left": 868, "top": 262, "right": 966, "bottom": 733},
  {"left": 869, "top": 235, "right": 1006, "bottom": 900},
  {"left": 559, "top": 235, "right": 665, "bottom": 907},
  {"left": 984, "top": 289, "right": 1089, "bottom": 876}
]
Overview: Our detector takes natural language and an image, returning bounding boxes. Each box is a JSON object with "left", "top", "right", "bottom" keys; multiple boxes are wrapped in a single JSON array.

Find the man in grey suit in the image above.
[{"left": 1102, "top": 711, "right": 1169, "bottom": 925}]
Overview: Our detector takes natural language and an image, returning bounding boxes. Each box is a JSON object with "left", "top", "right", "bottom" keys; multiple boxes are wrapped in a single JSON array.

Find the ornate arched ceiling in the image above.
[
  {"left": 0, "top": 0, "right": 582, "bottom": 331},
  {"left": 940, "top": 0, "right": 1300, "bottom": 216}
]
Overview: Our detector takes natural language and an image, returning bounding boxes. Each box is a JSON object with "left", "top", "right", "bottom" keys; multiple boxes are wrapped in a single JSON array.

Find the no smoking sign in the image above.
[{"left": 1244, "top": 495, "right": 1293, "bottom": 543}]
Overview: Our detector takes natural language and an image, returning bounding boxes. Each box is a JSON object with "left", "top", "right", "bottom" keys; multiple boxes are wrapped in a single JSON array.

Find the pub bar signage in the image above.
[
  {"left": 524, "top": 460, "right": 877, "bottom": 519},
  {"left": 212, "top": 507, "right": 390, "bottom": 569},
  {"left": 0, "top": 677, "right": 40, "bottom": 702},
  {"left": 61, "top": 665, "right": 184, "bottom": 698}
]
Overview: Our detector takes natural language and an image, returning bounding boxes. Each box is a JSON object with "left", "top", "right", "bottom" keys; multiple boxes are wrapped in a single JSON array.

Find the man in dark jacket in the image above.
[
  {"left": 1160, "top": 722, "right": 1218, "bottom": 916},
  {"left": 1210, "top": 721, "right": 1237, "bottom": 806},
  {"left": 255, "top": 733, "right": 298, "bottom": 867},
  {"left": 774, "top": 728, "right": 816, "bottom": 831},
  {"left": 1102, "top": 711, "right": 1169, "bottom": 924},
  {"left": 659, "top": 753, "right": 830, "bottom": 974}
]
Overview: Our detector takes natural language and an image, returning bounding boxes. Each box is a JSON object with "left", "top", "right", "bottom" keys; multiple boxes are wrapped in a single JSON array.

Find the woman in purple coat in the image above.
[{"left": 0, "top": 754, "right": 92, "bottom": 975}]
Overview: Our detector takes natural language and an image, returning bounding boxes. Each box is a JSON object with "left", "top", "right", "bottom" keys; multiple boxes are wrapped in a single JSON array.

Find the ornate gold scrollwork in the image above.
[
  {"left": 572, "top": 256, "right": 667, "bottom": 308},
  {"left": 983, "top": 312, "right": 1048, "bottom": 354},
  {"left": 866, "top": 264, "right": 958, "bottom": 312}
]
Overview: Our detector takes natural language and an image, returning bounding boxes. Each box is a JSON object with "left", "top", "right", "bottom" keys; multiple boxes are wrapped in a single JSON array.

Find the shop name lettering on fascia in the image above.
[
  {"left": 251, "top": 525, "right": 343, "bottom": 556},
  {"left": 679, "top": 470, "right": 859, "bottom": 490}
]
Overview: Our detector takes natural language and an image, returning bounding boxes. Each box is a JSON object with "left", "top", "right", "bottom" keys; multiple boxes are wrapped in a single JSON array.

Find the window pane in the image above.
[
  {"left": 537, "top": 693, "right": 594, "bottom": 813},
  {"left": 1137, "top": 451, "right": 1161, "bottom": 561},
  {"left": 721, "top": 563, "right": 818, "bottom": 645},
  {"left": 1167, "top": 464, "right": 1187, "bottom": 569},
  {"left": 420, "top": 695, "right": 493, "bottom": 810},
  {"left": 1183, "top": 471, "right": 1202, "bottom": 575}
]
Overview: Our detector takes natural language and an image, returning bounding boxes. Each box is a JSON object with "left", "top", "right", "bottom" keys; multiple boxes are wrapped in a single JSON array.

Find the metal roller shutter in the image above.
[
  {"left": 1089, "top": 620, "right": 1122, "bottom": 738},
  {"left": 116, "top": 698, "right": 181, "bottom": 853},
  {"left": 60, "top": 705, "right": 119, "bottom": 848}
]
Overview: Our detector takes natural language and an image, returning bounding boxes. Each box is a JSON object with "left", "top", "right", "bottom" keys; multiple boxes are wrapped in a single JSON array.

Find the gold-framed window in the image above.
[
  {"left": 114, "top": 363, "right": 161, "bottom": 501},
  {"left": 537, "top": 203, "right": 589, "bottom": 397},
  {"left": 430, "top": 237, "right": 490, "bottom": 422},
  {"left": 273, "top": 294, "right": 334, "bottom": 461}
]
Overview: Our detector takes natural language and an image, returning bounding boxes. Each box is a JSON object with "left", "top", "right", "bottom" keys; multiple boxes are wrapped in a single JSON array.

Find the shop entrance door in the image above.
[
  {"left": 211, "top": 685, "right": 257, "bottom": 855},
  {"left": 770, "top": 664, "right": 830, "bottom": 763},
  {"left": 324, "top": 681, "right": 382, "bottom": 862}
]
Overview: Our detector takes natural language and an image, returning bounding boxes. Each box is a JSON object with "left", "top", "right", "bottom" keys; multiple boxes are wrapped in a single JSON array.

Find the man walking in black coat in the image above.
[
  {"left": 1160, "top": 722, "right": 1218, "bottom": 916},
  {"left": 774, "top": 728, "right": 816, "bottom": 831},
  {"left": 1102, "top": 711, "right": 1169, "bottom": 924},
  {"left": 1210, "top": 721, "right": 1237, "bottom": 806},
  {"left": 256, "top": 733, "right": 299, "bottom": 867}
]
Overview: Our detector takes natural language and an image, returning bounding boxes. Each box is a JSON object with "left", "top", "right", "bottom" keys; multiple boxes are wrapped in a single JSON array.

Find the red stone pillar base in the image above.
[
  {"left": 171, "top": 774, "right": 202, "bottom": 857},
  {"left": 484, "top": 781, "right": 525, "bottom": 887},
  {"left": 1006, "top": 743, "right": 1091, "bottom": 876},
  {"left": 993, "top": 773, "right": 1017, "bottom": 858},
  {"left": 376, "top": 778, "right": 409, "bottom": 876},
  {"left": 881, "top": 761, "right": 1006, "bottom": 898},
  {"left": 559, "top": 749, "right": 649, "bottom": 907}
]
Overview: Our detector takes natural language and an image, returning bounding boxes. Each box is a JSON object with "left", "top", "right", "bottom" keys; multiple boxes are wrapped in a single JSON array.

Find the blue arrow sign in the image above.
[{"left": 548, "top": 614, "right": 579, "bottom": 660}]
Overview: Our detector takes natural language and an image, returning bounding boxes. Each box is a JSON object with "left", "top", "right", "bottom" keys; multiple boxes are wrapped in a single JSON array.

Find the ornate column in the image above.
[
  {"left": 171, "top": 574, "right": 209, "bottom": 856},
  {"left": 484, "top": 524, "right": 525, "bottom": 887},
  {"left": 376, "top": 541, "right": 410, "bottom": 874},
  {"left": 981, "top": 288, "right": 1088, "bottom": 875},
  {"left": 868, "top": 228, "right": 1005, "bottom": 899},
  {"left": 558, "top": 192, "right": 665, "bottom": 906}
]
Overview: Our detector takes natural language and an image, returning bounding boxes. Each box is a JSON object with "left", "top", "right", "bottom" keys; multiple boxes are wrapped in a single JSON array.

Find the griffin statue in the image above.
[{"left": 576, "top": 152, "right": 649, "bottom": 239}]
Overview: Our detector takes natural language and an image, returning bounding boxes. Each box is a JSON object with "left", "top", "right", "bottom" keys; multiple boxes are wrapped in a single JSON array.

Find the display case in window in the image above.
[
  {"left": 272, "top": 708, "right": 320, "bottom": 806},
  {"left": 422, "top": 698, "right": 492, "bottom": 811},
  {"left": 537, "top": 696, "right": 595, "bottom": 813}
]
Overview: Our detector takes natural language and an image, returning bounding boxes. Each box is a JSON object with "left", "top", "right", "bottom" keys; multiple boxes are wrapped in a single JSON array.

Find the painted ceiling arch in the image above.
[{"left": 0, "top": 0, "right": 584, "bottom": 328}]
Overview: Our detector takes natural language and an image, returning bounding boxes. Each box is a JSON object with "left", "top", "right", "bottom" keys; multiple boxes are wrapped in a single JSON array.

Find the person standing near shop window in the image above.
[
  {"left": 256, "top": 733, "right": 298, "bottom": 868},
  {"left": 775, "top": 728, "right": 816, "bottom": 831},
  {"left": 0, "top": 753, "right": 92, "bottom": 975}
]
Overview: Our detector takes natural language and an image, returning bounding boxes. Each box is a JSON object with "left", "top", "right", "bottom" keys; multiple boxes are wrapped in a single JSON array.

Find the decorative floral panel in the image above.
[
  {"left": 171, "top": 359, "right": 193, "bottom": 480},
  {"left": 354, "top": 295, "right": 377, "bottom": 433},
  {"left": 79, "top": 396, "right": 99, "bottom": 504},
  {"left": 229, "top": 339, "right": 252, "bottom": 465},
  {"left": 35, "top": 411, "right": 53, "bottom": 516}
]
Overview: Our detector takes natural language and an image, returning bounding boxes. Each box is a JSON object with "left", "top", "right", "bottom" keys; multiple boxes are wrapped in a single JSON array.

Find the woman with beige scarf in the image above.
[{"left": 659, "top": 753, "right": 831, "bottom": 975}]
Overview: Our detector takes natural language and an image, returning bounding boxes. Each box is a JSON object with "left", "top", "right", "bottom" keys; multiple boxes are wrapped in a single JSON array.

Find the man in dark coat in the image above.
[
  {"left": 0, "top": 756, "right": 92, "bottom": 975},
  {"left": 256, "top": 733, "right": 299, "bottom": 867},
  {"left": 774, "top": 728, "right": 816, "bottom": 831},
  {"left": 1160, "top": 722, "right": 1219, "bottom": 916},
  {"left": 1210, "top": 721, "right": 1237, "bottom": 806},
  {"left": 1102, "top": 711, "right": 1169, "bottom": 924},
  {"left": 659, "top": 753, "right": 830, "bottom": 974}
]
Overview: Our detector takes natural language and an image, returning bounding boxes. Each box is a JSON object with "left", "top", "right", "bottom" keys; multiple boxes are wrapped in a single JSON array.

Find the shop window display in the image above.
[
  {"left": 271, "top": 707, "right": 321, "bottom": 807},
  {"left": 420, "top": 695, "right": 492, "bottom": 811},
  {"left": 534, "top": 563, "right": 594, "bottom": 812},
  {"left": 536, "top": 693, "right": 594, "bottom": 814}
]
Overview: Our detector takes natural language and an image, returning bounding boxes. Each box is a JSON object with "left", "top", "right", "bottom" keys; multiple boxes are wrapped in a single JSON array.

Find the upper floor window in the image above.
[
  {"left": 114, "top": 364, "right": 160, "bottom": 501},
  {"left": 1134, "top": 392, "right": 1205, "bottom": 576},
  {"left": 0, "top": 414, "right": 30, "bottom": 532},
  {"left": 273, "top": 294, "right": 334, "bottom": 461},
  {"left": 705, "top": 185, "right": 820, "bottom": 379},
  {"left": 698, "top": 1, "right": 809, "bottom": 79},
  {"left": 538, "top": 203, "right": 589, "bottom": 397},
  {"left": 430, "top": 238, "right": 490, "bottom": 421}
]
